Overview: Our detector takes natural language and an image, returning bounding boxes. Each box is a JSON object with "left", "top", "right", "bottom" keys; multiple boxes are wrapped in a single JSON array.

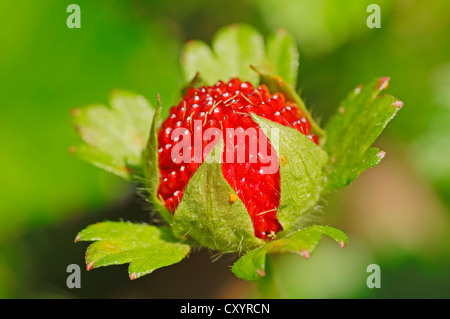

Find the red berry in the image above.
[
  {"left": 157, "top": 78, "right": 318, "bottom": 239},
  {"left": 307, "top": 134, "right": 319, "bottom": 145}
]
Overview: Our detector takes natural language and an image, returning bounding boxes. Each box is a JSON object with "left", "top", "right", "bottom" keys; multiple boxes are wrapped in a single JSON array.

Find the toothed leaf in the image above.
[
  {"left": 232, "top": 225, "right": 348, "bottom": 280},
  {"left": 71, "top": 90, "right": 155, "bottom": 180},
  {"left": 264, "top": 29, "right": 299, "bottom": 89},
  {"left": 231, "top": 245, "right": 268, "bottom": 281},
  {"left": 181, "top": 24, "right": 299, "bottom": 88},
  {"left": 323, "top": 77, "right": 403, "bottom": 192},
  {"left": 76, "top": 221, "right": 190, "bottom": 280}
]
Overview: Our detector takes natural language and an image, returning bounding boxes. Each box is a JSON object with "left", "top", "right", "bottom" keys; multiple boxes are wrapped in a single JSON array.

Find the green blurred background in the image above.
[{"left": 0, "top": 0, "right": 449, "bottom": 298}]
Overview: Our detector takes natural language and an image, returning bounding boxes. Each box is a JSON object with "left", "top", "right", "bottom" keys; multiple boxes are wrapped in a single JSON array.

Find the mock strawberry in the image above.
[
  {"left": 73, "top": 24, "right": 401, "bottom": 280},
  {"left": 156, "top": 78, "right": 317, "bottom": 240}
]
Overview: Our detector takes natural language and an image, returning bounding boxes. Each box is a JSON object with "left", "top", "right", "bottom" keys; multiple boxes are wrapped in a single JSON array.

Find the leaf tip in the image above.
[
  {"left": 377, "top": 77, "right": 391, "bottom": 92},
  {"left": 129, "top": 272, "right": 137, "bottom": 280},
  {"left": 86, "top": 262, "right": 94, "bottom": 271},
  {"left": 393, "top": 100, "right": 404, "bottom": 109},
  {"left": 277, "top": 28, "right": 288, "bottom": 36},
  {"left": 68, "top": 146, "right": 76, "bottom": 154},
  {"left": 301, "top": 248, "right": 310, "bottom": 259},
  {"left": 376, "top": 150, "right": 386, "bottom": 159},
  {"left": 71, "top": 108, "right": 81, "bottom": 117},
  {"left": 110, "top": 88, "right": 121, "bottom": 96},
  {"left": 256, "top": 269, "right": 266, "bottom": 277},
  {"left": 339, "top": 240, "right": 346, "bottom": 248},
  {"left": 186, "top": 39, "right": 197, "bottom": 47},
  {"left": 74, "top": 234, "right": 81, "bottom": 243},
  {"left": 229, "top": 23, "right": 239, "bottom": 30},
  {"left": 156, "top": 94, "right": 163, "bottom": 107},
  {"left": 249, "top": 65, "right": 258, "bottom": 74}
]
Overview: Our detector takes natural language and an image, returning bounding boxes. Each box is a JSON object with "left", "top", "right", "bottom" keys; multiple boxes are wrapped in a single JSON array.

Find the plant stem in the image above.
[{"left": 256, "top": 255, "right": 280, "bottom": 298}]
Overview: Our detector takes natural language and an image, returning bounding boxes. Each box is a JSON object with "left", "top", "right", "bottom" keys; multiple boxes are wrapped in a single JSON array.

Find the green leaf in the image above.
[
  {"left": 69, "top": 144, "right": 133, "bottom": 179},
  {"left": 172, "top": 139, "right": 265, "bottom": 253},
  {"left": 265, "top": 29, "right": 299, "bottom": 88},
  {"left": 251, "top": 114, "right": 328, "bottom": 231},
  {"left": 142, "top": 97, "right": 172, "bottom": 223},
  {"left": 181, "top": 24, "right": 299, "bottom": 88},
  {"left": 71, "top": 90, "right": 155, "bottom": 180},
  {"left": 232, "top": 225, "right": 348, "bottom": 280},
  {"left": 231, "top": 245, "right": 268, "bottom": 281},
  {"left": 75, "top": 221, "right": 190, "bottom": 280},
  {"left": 323, "top": 77, "right": 403, "bottom": 192}
]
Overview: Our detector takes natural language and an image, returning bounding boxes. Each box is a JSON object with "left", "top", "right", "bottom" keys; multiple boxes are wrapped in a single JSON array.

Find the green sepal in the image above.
[
  {"left": 142, "top": 96, "right": 172, "bottom": 224},
  {"left": 231, "top": 225, "right": 348, "bottom": 280},
  {"left": 71, "top": 90, "right": 154, "bottom": 180},
  {"left": 70, "top": 144, "right": 139, "bottom": 180},
  {"left": 251, "top": 114, "right": 328, "bottom": 232},
  {"left": 323, "top": 77, "right": 403, "bottom": 193},
  {"left": 263, "top": 29, "right": 299, "bottom": 90},
  {"left": 181, "top": 24, "right": 299, "bottom": 89},
  {"left": 181, "top": 24, "right": 265, "bottom": 86},
  {"left": 180, "top": 72, "right": 204, "bottom": 97},
  {"left": 255, "top": 70, "right": 326, "bottom": 142},
  {"left": 75, "top": 221, "right": 191, "bottom": 280},
  {"left": 172, "top": 139, "right": 265, "bottom": 253}
]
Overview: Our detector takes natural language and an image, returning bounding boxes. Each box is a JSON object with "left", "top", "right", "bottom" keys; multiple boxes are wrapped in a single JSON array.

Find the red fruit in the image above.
[{"left": 157, "top": 78, "right": 317, "bottom": 239}]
